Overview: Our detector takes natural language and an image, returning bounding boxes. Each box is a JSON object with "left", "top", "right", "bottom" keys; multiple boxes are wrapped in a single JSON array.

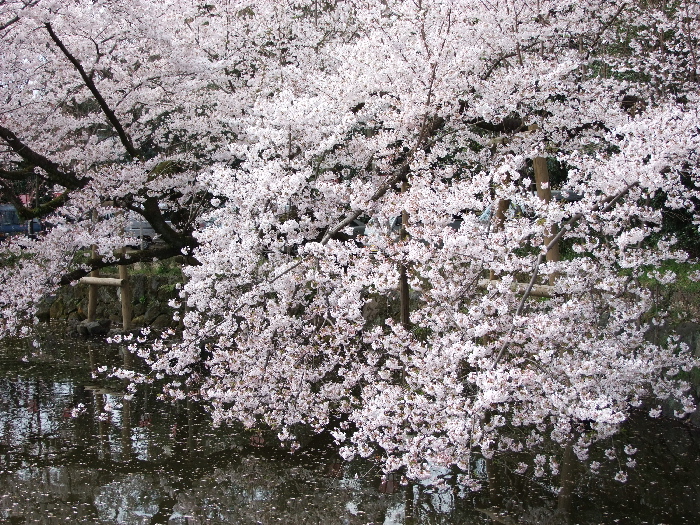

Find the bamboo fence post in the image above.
[
  {"left": 87, "top": 210, "right": 99, "bottom": 322},
  {"left": 87, "top": 250, "right": 99, "bottom": 322},
  {"left": 119, "top": 246, "right": 132, "bottom": 330},
  {"left": 533, "top": 156, "right": 560, "bottom": 285}
]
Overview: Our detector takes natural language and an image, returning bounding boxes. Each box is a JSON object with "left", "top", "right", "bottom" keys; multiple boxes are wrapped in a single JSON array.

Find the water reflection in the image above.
[{"left": 1, "top": 327, "right": 700, "bottom": 524}]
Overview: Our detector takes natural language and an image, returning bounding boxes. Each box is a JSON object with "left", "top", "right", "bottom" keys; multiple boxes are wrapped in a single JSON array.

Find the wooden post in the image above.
[
  {"left": 87, "top": 244, "right": 99, "bottom": 322},
  {"left": 81, "top": 276, "right": 124, "bottom": 286},
  {"left": 533, "top": 157, "right": 560, "bottom": 285},
  {"left": 81, "top": 245, "right": 132, "bottom": 329},
  {"left": 87, "top": 209, "right": 99, "bottom": 322},
  {"left": 119, "top": 247, "right": 132, "bottom": 330}
]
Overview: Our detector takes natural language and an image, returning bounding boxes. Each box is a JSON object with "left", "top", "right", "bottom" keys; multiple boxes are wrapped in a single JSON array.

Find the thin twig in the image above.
[{"left": 585, "top": 3, "right": 628, "bottom": 60}]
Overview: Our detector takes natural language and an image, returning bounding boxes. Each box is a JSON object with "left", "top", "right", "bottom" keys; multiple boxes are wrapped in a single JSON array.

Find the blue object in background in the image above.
[{"left": 0, "top": 204, "right": 42, "bottom": 239}]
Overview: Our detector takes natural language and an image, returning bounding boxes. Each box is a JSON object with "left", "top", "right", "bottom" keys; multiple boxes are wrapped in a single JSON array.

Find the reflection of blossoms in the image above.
[
  {"left": 573, "top": 446, "right": 590, "bottom": 462},
  {"left": 549, "top": 457, "right": 559, "bottom": 476},
  {"left": 70, "top": 403, "right": 86, "bottom": 418},
  {"left": 531, "top": 456, "right": 547, "bottom": 478}
]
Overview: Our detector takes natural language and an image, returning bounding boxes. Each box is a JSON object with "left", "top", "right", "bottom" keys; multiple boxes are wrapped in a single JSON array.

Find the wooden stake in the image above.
[
  {"left": 87, "top": 244, "right": 98, "bottom": 322},
  {"left": 119, "top": 246, "right": 132, "bottom": 330},
  {"left": 533, "top": 156, "right": 560, "bottom": 285}
]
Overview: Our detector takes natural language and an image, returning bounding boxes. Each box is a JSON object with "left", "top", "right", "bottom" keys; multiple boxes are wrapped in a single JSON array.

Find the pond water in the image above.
[{"left": 1, "top": 326, "right": 700, "bottom": 524}]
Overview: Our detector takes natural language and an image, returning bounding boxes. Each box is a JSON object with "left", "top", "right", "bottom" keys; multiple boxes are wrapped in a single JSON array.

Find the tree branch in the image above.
[
  {"left": 44, "top": 23, "right": 140, "bottom": 159},
  {"left": 59, "top": 245, "right": 190, "bottom": 286},
  {"left": 0, "top": 124, "right": 86, "bottom": 189},
  {"left": 585, "top": 3, "right": 628, "bottom": 60},
  {"left": 0, "top": 180, "right": 24, "bottom": 209},
  {"left": 320, "top": 114, "right": 444, "bottom": 245},
  {"left": 21, "top": 192, "right": 70, "bottom": 220},
  {"left": 0, "top": 0, "right": 40, "bottom": 32},
  {"left": 141, "top": 197, "right": 190, "bottom": 248},
  {"left": 0, "top": 15, "right": 19, "bottom": 32},
  {"left": 481, "top": 40, "right": 540, "bottom": 80},
  {"left": 0, "top": 167, "right": 36, "bottom": 181},
  {"left": 0, "top": 179, "right": 69, "bottom": 220}
]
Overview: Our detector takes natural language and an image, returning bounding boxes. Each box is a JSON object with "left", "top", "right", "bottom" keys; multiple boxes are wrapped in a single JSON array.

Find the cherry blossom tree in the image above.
[
  {"left": 1, "top": 0, "right": 258, "bottom": 327},
  {"left": 3, "top": 0, "right": 700, "bottom": 484}
]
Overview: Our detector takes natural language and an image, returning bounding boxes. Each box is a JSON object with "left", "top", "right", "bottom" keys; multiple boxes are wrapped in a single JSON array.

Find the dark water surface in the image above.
[{"left": 1, "top": 326, "right": 700, "bottom": 524}]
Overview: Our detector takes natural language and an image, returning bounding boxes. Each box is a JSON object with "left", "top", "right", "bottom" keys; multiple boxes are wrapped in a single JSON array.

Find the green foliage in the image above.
[
  {"left": 645, "top": 179, "right": 700, "bottom": 258},
  {"left": 155, "top": 261, "right": 180, "bottom": 276},
  {"left": 412, "top": 325, "right": 432, "bottom": 342},
  {"left": 159, "top": 283, "right": 177, "bottom": 294},
  {"left": 127, "top": 259, "right": 183, "bottom": 277},
  {"left": 639, "top": 260, "right": 700, "bottom": 294}
]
